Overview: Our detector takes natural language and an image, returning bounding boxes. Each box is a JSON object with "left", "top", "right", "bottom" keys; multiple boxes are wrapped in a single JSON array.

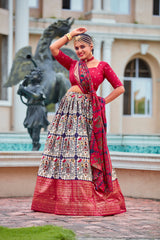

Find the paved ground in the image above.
[{"left": 0, "top": 197, "right": 159, "bottom": 240}]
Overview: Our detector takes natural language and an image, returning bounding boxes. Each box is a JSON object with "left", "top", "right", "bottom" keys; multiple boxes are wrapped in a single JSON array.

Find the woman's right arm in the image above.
[{"left": 49, "top": 27, "right": 87, "bottom": 56}]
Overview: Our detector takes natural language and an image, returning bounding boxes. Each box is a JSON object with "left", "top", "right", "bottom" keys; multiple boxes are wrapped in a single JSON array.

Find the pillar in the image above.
[
  {"left": 103, "top": 0, "right": 111, "bottom": 12},
  {"left": 102, "top": 38, "right": 114, "bottom": 132},
  {"left": 13, "top": 0, "right": 29, "bottom": 131},
  {"left": 92, "top": 0, "right": 101, "bottom": 11},
  {"left": 7, "top": 0, "right": 13, "bottom": 106}
]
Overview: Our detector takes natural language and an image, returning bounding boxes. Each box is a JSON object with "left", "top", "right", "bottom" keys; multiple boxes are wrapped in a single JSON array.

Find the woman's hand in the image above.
[
  {"left": 70, "top": 27, "right": 87, "bottom": 38},
  {"left": 105, "top": 86, "right": 125, "bottom": 104},
  {"left": 50, "top": 27, "right": 87, "bottom": 56}
]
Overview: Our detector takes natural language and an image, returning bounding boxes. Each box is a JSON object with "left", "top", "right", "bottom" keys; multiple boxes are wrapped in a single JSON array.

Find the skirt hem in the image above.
[{"left": 31, "top": 176, "right": 126, "bottom": 216}]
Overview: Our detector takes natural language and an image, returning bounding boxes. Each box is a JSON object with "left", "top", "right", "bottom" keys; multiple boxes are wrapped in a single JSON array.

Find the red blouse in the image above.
[{"left": 54, "top": 50, "right": 123, "bottom": 91}]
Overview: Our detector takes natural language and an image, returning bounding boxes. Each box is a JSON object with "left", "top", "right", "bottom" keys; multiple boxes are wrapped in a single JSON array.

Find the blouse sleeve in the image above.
[
  {"left": 103, "top": 62, "right": 123, "bottom": 88},
  {"left": 53, "top": 50, "right": 76, "bottom": 71}
]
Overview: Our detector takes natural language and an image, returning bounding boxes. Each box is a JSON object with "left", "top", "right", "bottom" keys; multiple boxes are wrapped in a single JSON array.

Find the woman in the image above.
[{"left": 31, "top": 27, "right": 126, "bottom": 216}]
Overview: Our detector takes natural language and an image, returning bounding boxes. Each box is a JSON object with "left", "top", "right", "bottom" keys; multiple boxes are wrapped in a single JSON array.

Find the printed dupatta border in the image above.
[{"left": 74, "top": 61, "right": 113, "bottom": 193}]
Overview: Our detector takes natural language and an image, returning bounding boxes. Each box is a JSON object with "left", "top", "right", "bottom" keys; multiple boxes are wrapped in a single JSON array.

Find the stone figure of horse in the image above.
[{"left": 4, "top": 17, "right": 77, "bottom": 106}]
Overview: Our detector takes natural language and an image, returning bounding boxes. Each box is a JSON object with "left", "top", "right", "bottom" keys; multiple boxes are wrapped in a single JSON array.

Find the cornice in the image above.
[
  {"left": 29, "top": 17, "right": 160, "bottom": 30},
  {"left": 0, "top": 151, "right": 160, "bottom": 171},
  {"left": 28, "top": 18, "right": 160, "bottom": 41},
  {"left": 111, "top": 152, "right": 160, "bottom": 171}
]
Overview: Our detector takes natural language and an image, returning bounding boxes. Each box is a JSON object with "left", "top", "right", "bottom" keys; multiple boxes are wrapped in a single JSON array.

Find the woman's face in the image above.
[{"left": 74, "top": 40, "right": 93, "bottom": 60}]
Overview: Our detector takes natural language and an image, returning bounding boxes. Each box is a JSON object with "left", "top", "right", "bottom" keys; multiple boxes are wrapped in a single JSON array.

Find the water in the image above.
[
  {"left": 108, "top": 144, "right": 160, "bottom": 154},
  {"left": 0, "top": 143, "right": 160, "bottom": 153},
  {"left": 0, "top": 133, "right": 160, "bottom": 154}
]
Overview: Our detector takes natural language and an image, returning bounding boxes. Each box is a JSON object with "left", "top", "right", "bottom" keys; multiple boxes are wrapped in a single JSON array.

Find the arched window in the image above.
[{"left": 123, "top": 58, "right": 152, "bottom": 116}]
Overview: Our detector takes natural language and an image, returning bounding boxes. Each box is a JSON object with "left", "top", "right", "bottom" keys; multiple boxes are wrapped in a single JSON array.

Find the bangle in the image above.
[{"left": 65, "top": 33, "right": 72, "bottom": 41}]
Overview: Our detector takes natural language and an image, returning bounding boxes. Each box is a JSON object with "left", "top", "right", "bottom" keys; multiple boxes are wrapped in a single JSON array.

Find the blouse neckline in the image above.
[{"left": 86, "top": 62, "right": 101, "bottom": 69}]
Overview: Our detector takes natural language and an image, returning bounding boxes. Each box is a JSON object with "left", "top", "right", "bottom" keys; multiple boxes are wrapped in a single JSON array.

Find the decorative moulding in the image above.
[{"left": 140, "top": 43, "right": 149, "bottom": 55}]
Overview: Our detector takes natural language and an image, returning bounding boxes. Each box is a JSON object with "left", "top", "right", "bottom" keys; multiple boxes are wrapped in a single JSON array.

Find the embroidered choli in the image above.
[{"left": 53, "top": 50, "right": 123, "bottom": 91}]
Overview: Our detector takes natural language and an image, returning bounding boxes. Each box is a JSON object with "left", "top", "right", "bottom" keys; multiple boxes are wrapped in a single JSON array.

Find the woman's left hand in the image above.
[
  {"left": 105, "top": 86, "right": 125, "bottom": 104},
  {"left": 70, "top": 27, "right": 87, "bottom": 37}
]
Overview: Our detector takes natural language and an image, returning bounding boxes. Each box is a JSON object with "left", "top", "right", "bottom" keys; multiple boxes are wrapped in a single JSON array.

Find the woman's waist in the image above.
[
  {"left": 66, "top": 86, "right": 92, "bottom": 99},
  {"left": 67, "top": 85, "right": 83, "bottom": 94}
]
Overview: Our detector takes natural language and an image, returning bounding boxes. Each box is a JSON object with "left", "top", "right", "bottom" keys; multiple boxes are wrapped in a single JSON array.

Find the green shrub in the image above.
[{"left": 0, "top": 225, "right": 76, "bottom": 240}]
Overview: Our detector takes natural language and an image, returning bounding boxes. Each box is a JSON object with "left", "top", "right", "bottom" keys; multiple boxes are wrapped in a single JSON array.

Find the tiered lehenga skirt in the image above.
[{"left": 31, "top": 92, "right": 126, "bottom": 216}]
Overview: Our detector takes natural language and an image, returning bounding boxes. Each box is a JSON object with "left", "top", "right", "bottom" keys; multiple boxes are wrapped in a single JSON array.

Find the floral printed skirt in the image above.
[{"left": 31, "top": 92, "right": 126, "bottom": 216}]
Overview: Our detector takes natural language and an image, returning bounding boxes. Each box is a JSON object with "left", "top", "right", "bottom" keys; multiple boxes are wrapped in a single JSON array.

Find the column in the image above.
[
  {"left": 94, "top": 37, "right": 102, "bottom": 96},
  {"left": 7, "top": 0, "right": 13, "bottom": 107},
  {"left": 13, "top": 0, "right": 29, "bottom": 131},
  {"left": 103, "top": 0, "right": 111, "bottom": 12},
  {"left": 93, "top": 0, "right": 101, "bottom": 11},
  {"left": 102, "top": 38, "right": 114, "bottom": 132}
]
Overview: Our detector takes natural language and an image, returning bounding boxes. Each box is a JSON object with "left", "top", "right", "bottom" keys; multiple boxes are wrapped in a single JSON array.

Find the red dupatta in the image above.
[{"left": 75, "top": 60, "right": 113, "bottom": 193}]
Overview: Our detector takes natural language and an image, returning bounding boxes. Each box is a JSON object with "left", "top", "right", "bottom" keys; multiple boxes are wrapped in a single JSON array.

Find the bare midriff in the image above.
[{"left": 67, "top": 85, "right": 83, "bottom": 93}]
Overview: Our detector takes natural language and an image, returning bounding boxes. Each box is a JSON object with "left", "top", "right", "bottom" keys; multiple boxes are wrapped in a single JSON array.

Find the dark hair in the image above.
[{"left": 74, "top": 33, "right": 94, "bottom": 54}]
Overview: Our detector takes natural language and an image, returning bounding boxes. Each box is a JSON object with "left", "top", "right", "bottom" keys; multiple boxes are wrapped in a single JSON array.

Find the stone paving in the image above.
[{"left": 0, "top": 197, "right": 159, "bottom": 240}]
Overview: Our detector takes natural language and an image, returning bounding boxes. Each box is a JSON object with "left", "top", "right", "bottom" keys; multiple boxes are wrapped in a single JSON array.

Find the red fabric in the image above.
[
  {"left": 31, "top": 177, "right": 126, "bottom": 216},
  {"left": 77, "top": 60, "right": 113, "bottom": 193},
  {"left": 53, "top": 50, "right": 123, "bottom": 91},
  {"left": 32, "top": 50, "right": 126, "bottom": 216}
]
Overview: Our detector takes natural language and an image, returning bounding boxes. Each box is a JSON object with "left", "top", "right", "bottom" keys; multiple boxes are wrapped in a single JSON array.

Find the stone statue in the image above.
[
  {"left": 4, "top": 17, "right": 78, "bottom": 105},
  {"left": 17, "top": 67, "right": 49, "bottom": 151},
  {"left": 3, "top": 18, "right": 78, "bottom": 150}
]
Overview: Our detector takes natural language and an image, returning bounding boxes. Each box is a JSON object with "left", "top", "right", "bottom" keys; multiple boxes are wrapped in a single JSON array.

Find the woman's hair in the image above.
[
  {"left": 74, "top": 33, "right": 93, "bottom": 44},
  {"left": 74, "top": 33, "right": 94, "bottom": 54}
]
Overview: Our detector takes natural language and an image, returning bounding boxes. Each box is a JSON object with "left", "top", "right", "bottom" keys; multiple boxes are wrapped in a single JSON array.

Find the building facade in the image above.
[{"left": 0, "top": 0, "right": 160, "bottom": 134}]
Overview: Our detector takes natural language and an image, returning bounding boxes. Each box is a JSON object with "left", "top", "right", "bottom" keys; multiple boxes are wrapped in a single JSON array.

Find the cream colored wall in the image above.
[
  {"left": 1, "top": 165, "right": 159, "bottom": 199},
  {"left": 116, "top": 169, "right": 160, "bottom": 199},
  {"left": 29, "top": 34, "right": 41, "bottom": 54},
  {"left": 123, "top": 118, "right": 156, "bottom": 134},
  {"left": 42, "top": 0, "right": 62, "bottom": 18},
  {"left": 0, "top": 166, "right": 38, "bottom": 197},
  {"left": 0, "top": 8, "right": 10, "bottom": 132},
  {"left": 110, "top": 39, "right": 160, "bottom": 134},
  {"left": 135, "top": 0, "right": 153, "bottom": 24},
  {"left": 0, "top": 8, "right": 9, "bottom": 35},
  {"left": 157, "top": 82, "right": 160, "bottom": 131},
  {"left": 84, "top": 0, "right": 92, "bottom": 13},
  {"left": 152, "top": 16, "right": 160, "bottom": 25},
  {"left": 0, "top": 107, "right": 12, "bottom": 131}
]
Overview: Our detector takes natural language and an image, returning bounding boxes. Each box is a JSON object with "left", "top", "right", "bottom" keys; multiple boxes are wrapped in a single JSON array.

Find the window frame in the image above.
[
  {"left": 123, "top": 58, "right": 152, "bottom": 117},
  {"left": 110, "top": 0, "right": 130, "bottom": 15},
  {"left": 62, "top": 0, "right": 83, "bottom": 12},
  {"left": 153, "top": 0, "right": 160, "bottom": 16}
]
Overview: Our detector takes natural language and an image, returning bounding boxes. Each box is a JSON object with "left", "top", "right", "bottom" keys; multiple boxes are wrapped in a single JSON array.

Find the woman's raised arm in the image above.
[{"left": 49, "top": 27, "right": 87, "bottom": 56}]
